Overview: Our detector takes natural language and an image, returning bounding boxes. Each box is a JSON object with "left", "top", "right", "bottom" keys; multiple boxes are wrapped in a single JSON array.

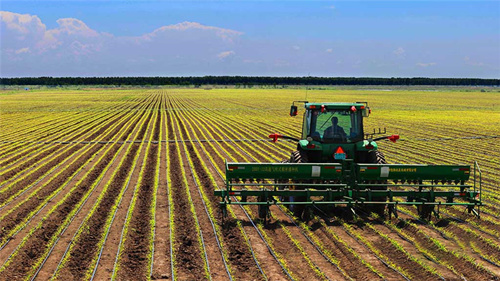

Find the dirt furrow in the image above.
[
  {"left": 0, "top": 144, "right": 121, "bottom": 279},
  {"left": 151, "top": 95, "right": 172, "bottom": 280},
  {"left": 168, "top": 141, "right": 206, "bottom": 280},
  {"left": 0, "top": 107, "right": 128, "bottom": 173},
  {"left": 0, "top": 144, "right": 102, "bottom": 244},
  {"left": 53, "top": 109, "right": 154, "bottom": 280},
  {"left": 53, "top": 143, "right": 141, "bottom": 280},
  {"left": 112, "top": 108, "right": 160, "bottom": 280},
  {"left": 165, "top": 104, "right": 207, "bottom": 280},
  {"left": 0, "top": 108, "right": 124, "bottom": 185}
]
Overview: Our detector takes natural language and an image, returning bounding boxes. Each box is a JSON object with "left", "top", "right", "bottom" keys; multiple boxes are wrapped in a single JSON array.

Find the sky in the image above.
[{"left": 1, "top": 1, "right": 499, "bottom": 78}]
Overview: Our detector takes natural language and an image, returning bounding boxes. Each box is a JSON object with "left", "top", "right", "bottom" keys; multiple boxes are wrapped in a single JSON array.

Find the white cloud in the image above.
[
  {"left": 292, "top": 45, "right": 300, "bottom": 51},
  {"left": 0, "top": 11, "right": 46, "bottom": 52},
  {"left": 51, "top": 18, "right": 100, "bottom": 37},
  {"left": 0, "top": 11, "right": 45, "bottom": 36},
  {"left": 1, "top": 11, "right": 244, "bottom": 76},
  {"left": 218, "top": 50, "right": 235, "bottom": 59},
  {"left": 143, "top": 21, "right": 242, "bottom": 43},
  {"left": 393, "top": 47, "right": 405, "bottom": 58},
  {"left": 416, "top": 62, "right": 437, "bottom": 67},
  {"left": 15, "top": 47, "right": 30, "bottom": 54}
]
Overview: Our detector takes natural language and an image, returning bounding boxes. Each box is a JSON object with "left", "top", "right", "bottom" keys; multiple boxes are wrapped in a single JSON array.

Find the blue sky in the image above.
[{"left": 1, "top": 1, "right": 499, "bottom": 78}]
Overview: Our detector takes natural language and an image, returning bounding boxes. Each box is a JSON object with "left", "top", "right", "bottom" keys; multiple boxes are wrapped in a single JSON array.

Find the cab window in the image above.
[{"left": 307, "top": 109, "right": 362, "bottom": 143}]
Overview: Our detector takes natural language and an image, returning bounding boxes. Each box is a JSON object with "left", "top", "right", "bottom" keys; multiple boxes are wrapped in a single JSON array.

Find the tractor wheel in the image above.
[
  {"left": 287, "top": 150, "right": 309, "bottom": 219},
  {"left": 365, "top": 151, "right": 387, "bottom": 216}
]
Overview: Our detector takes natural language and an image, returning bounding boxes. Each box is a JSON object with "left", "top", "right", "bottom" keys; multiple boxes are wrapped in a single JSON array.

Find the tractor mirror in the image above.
[
  {"left": 362, "top": 107, "right": 370, "bottom": 117},
  {"left": 290, "top": 105, "right": 298, "bottom": 116}
]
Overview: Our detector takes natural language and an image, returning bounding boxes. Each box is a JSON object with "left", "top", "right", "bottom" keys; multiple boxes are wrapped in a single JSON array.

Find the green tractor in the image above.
[{"left": 215, "top": 101, "right": 482, "bottom": 221}]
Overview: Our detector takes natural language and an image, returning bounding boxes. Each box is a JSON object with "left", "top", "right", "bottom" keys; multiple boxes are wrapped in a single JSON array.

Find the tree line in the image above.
[{"left": 1, "top": 76, "right": 498, "bottom": 86}]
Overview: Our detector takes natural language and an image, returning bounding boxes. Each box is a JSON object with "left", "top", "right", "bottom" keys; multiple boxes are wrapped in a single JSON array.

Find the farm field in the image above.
[{"left": 0, "top": 87, "right": 499, "bottom": 280}]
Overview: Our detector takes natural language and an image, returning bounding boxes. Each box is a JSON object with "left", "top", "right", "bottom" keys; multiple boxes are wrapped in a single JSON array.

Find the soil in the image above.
[
  {"left": 117, "top": 144, "right": 158, "bottom": 279},
  {"left": 0, "top": 144, "right": 61, "bottom": 183},
  {"left": 151, "top": 110, "right": 172, "bottom": 280},
  {"left": 54, "top": 102, "right": 154, "bottom": 280},
  {"left": 0, "top": 144, "right": 121, "bottom": 279},
  {"left": 0, "top": 144, "right": 102, "bottom": 244},
  {"left": 166, "top": 106, "right": 206, "bottom": 280}
]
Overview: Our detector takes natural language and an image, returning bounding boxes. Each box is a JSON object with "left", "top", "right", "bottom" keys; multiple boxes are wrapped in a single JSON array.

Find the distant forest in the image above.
[{"left": 1, "top": 76, "right": 499, "bottom": 86}]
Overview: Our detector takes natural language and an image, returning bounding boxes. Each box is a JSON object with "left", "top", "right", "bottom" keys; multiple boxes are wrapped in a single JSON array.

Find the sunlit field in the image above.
[{"left": 0, "top": 87, "right": 499, "bottom": 280}]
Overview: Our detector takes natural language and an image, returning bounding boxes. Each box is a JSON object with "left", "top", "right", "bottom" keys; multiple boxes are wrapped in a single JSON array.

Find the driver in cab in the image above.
[{"left": 324, "top": 117, "right": 347, "bottom": 140}]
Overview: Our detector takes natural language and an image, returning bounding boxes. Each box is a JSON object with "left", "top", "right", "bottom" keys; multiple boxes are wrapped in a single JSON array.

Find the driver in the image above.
[{"left": 324, "top": 117, "right": 347, "bottom": 139}]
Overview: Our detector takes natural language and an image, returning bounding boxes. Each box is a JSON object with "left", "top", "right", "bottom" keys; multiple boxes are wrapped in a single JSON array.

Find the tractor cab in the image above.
[
  {"left": 288, "top": 102, "right": 374, "bottom": 163},
  {"left": 301, "top": 102, "right": 367, "bottom": 143}
]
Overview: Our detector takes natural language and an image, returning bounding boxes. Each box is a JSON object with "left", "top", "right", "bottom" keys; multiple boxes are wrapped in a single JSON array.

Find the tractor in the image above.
[{"left": 215, "top": 101, "right": 482, "bottom": 221}]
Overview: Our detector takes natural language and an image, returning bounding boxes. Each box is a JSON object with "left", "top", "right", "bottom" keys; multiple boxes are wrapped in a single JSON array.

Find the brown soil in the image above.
[
  {"left": 0, "top": 145, "right": 44, "bottom": 168},
  {"left": 90, "top": 108, "right": 157, "bottom": 280},
  {"left": 175, "top": 101, "right": 289, "bottom": 280},
  {"left": 405, "top": 221, "right": 496, "bottom": 280},
  {"left": 54, "top": 144, "right": 140, "bottom": 280},
  {"left": 168, "top": 142, "right": 206, "bottom": 280},
  {"left": 446, "top": 207, "right": 500, "bottom": 239},
  {"left": 173, "top": 101, "right": 261, "bottom": 280},
  {"left": 397, "top": 209, "right": 500, "bottom": 278},
  {"left": 175, "top": 102, "right": 313, "bottom": 280},
  {"left": 0, "top": 144, "right": 62, "bottom": 183},
  {"left": 22, "top": 102, "right": 150, "bottom": 280},
  {"left": 0, "top": 144, "right": 102, "bottom": 244},
  {"left": 151, "top": 108, "right": 172, "bottom": 280},
  {"left": 119, "top": 111, "right": 148, "bottom": 142},
  {"left": 0, "top": 144, "right": 83, "bottom": 204},
  {"left": 82, "top": 111, "right": 131, "bottom": 142},
  {"left": 351, "top": 220, "right": 439, "bottom": 280},
  {"left": 54, "top": 102, "right": 154, "bottom": 280},
  {"left": 153, "top": 109, "right": 161, "bottom": 141},
  {"left": 32, "top": 143, "right": 130, "bottom": 280},
  {"left": 117, "top": 144, "right": 158, "bottom": 279},
  {"left": 0, "top": 144, "right": 121, "bottom": 279},
  {"left": 0, "top": 143, "right": 26, "bottom": 159},
  {"left": 131, "top": 112, "right": 153, "bottom": 142},
  {"left": 186, "top": 142, "right": 263, "bottom": 280}
]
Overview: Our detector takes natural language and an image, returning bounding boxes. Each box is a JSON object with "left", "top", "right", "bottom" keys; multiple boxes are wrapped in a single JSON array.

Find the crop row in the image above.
[
  {"left": 1, "top": 88, "right": 498, "bottom": 280},
  {"left": 0, "top": 95, "right": 155, "bottom": 280}
]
